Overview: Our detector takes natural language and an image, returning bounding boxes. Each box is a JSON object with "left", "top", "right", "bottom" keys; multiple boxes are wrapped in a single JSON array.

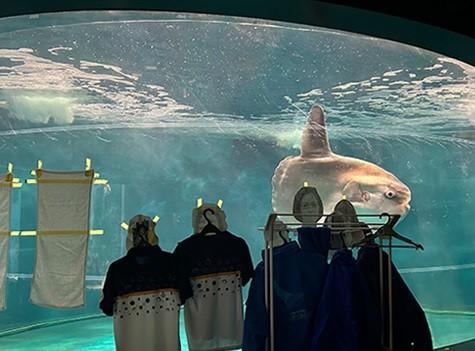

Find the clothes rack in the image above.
[{"left": 261, "top": 212, "right": 423, "bottom": 351}]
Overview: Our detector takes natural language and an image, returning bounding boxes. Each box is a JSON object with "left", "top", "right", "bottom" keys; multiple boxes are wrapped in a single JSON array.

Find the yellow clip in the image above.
[
  {"left": 30, "top": 170, "right": 36, "bottom": 176},
  {"left": 19, "top": 231, "right": 36, "bottom": 236},
  {"left": 197, "top": 198, "right": 203, "bottom": 207},
  {"left": 303, "top": 181, "right": 309, "bottom": 187},
  {"left": 10, "top": 231, "right": 21, "bottom": 236},
  {"left": 35, "top": 160, "right": 43, "bottom": 178},
  {"left": 7, "top": 162, "right": 13, "bottom": 174},
  {"left": 94, "top": 172, "right": 100, "bottom": 178},
  {"left": 217, "top": 199, "right": 223, "bottom": 208},
  {"left": 94, "top": 179, "right": 108, "bottom": 185},
  {"left": 18, "top": 230, "right": 103, "bottom": 236},
  {"left": 152, "top": 215, "right": 160, "bottom": 223},
  {"left": 26, "top": 179, "right": 107, "bottom": 185},
  {"left": 85, "top": 158, "right": 92, "bottom": 171},
  {"left": 121, "top": 223, "right": 129, "bottom": 231},
  {"left": 342, "top": 194, "right": 347, "bottom": 200},
  {"left": 12, "top": 183, "right": 23, "bottom": 188}
]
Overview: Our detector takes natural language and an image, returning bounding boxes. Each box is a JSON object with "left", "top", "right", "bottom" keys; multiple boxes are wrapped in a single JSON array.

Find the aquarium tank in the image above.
[{"left": 0, "top": 11, "right": 474, "bottom": 350}]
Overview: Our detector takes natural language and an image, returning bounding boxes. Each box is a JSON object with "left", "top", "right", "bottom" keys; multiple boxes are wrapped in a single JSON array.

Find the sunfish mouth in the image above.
[{"left": 400, "top": 204, "right": 411, "bottom": 218}]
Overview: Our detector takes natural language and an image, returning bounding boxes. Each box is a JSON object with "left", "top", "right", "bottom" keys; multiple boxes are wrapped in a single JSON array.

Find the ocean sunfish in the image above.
[{"left": 271, "top": 105, "right": 411, "bottom": 220}]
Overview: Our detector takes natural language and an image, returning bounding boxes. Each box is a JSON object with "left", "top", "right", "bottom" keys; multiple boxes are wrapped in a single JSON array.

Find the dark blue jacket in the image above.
[
  {"left": 311, "top": 249, "right": 358, "bottom": 351},
  {"left": 355, "top": 246, "right": 433, "bottom": 351},
  {"left": 243, "top": 227, "right": 330, "bottom": 351}
]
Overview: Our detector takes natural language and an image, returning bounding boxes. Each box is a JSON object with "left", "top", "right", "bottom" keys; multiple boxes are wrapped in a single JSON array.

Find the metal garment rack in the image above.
[{"left": 262, "top": 212, "right": 422, "bottom": 351}]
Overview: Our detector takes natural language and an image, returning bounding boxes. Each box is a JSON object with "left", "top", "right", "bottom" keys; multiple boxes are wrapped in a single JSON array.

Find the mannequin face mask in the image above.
[
  {"left": 301, "top": 193, "right": 319, "bottom": 215},
  {"left": 126, "top": 214, "right": 158, "bottom": 251},
  {"left": 192, "top": 204, "right": 228, "bottom": 234},
  {"left": 133, "top": 220, "right": 151, "bottom": 246},
  {"left": 329, "top": 199, "right": 367, "bottom": 248},
  {"left": 293, "top": 186, "right": 323, "bottom": 226},
  {"left": 197, "top": 210, "right": 218, "bottom": 233}
]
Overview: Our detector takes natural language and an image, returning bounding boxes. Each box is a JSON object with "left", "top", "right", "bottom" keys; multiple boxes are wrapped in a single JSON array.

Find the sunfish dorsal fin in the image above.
[{"left": 300, "top": 104, "right": 332, "bottom": 157}]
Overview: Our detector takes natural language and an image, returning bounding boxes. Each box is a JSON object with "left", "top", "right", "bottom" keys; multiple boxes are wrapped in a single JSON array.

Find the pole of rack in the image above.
[
  {"left": 378, "top": 235, "right": 385, "bottom": 349},
  {"left": 264, "top": 237, "right": 270, "bottom": 351},
  {"left": 269, "top": 219, "right": 275, "bottom": 351},
  {"left": 388, "top": 233, "right": 394, "bottom": 351}
]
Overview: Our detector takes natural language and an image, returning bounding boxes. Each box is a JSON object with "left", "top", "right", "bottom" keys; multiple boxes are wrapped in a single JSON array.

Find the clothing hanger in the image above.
[
  {"left": 278, "top": 231, "right": 290, "bottom": 244},
  {"left": 199, "top": 208, "right": 221, "bottom": 236},
  {"left": 356, "top": 213, "right": 424, "bottom": 250},
  {"left": 339, "top": 231, "right": 348, "bottom": 250}
]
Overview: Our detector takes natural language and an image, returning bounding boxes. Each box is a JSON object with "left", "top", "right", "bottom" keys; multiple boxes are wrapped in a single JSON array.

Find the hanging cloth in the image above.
[
  {"left": 355, "top": 246, "right": 433, "bottom": 351},
  {"left": 175, "top": 230, "right": 254, "bottom": 351},
  {"left": 0, "top": 174, "right": 12, "bottom": 310},
  {"left": 310, "top": 249, "right": 358, "bottom": 351},
  {"left": 30, "top": 170, "right": 93, "bottom": 308},
  {"left": 243, "top": 228, "right": 329, "bottom": 351}
]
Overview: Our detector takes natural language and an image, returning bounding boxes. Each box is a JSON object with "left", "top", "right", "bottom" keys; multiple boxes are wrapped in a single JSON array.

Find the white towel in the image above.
[
  {"left": 30, "top": 170, "right": 93, "bottom": 308},
  {"left": 0, "top": 174, "right": 12, "bottom": 310}
]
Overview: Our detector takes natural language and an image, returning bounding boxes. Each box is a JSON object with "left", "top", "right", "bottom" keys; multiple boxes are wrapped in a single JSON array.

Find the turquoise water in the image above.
[{"left": 0, "top": 11, "right": 474, "bottom": 349}]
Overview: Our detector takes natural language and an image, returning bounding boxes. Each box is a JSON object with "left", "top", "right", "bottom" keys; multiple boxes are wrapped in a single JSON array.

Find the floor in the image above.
[{"left": 0, "top": 313, "right": 474, "bottom": 350}]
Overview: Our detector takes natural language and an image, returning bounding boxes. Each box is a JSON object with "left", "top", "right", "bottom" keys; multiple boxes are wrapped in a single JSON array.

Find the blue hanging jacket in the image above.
[
  {"left": 354, "top": 246, "right": 433, "bottom": 351},
  {"left": 311, "top": 249, "right": 358, "bottom": 351},
  {"left": 297, "top": 227, "right": 331, "bottom": 257},
  {"left": 243, "top": 228, "right": 330, "bottom": 351}
]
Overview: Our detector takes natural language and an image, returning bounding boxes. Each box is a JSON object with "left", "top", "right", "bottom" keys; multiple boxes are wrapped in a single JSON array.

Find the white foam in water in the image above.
[
  {"left": 0, "top": 48, "right": 191, "bottom": 126},
  {"left": 5, "top": 93, "right": 75, "bottom": 125}
]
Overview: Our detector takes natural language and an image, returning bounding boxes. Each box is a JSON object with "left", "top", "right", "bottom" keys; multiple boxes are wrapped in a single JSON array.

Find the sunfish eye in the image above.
[{"left": 385, "top": 191, "right": 395, "bottom": 199}]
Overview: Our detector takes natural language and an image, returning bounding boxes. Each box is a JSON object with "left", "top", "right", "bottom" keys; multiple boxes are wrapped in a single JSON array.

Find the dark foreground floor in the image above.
[{"left": 0, "top": 312, "right": 474, "bottom": 350}]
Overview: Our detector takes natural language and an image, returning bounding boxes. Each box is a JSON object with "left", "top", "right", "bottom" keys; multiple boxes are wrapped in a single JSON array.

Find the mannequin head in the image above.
[
  {"left": 293, "top": 186, "right": 323, "bottom": 226},
  {"left": 192, "top": 203, "right": 228, "bottom": 234},
  {"left": 126, "top": 214, "right": 158, "bottom": 250},
  {"left": 328, "top": 199, "right": 367, "bottom": 248},
  {"left": 334, "top": 199, "right": 358, "bottom": 222}
]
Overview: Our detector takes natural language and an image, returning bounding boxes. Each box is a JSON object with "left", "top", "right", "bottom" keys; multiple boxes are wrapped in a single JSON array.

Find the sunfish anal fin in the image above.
[{"left": 300, "top": 104, "right": 332, "bottom": 157}]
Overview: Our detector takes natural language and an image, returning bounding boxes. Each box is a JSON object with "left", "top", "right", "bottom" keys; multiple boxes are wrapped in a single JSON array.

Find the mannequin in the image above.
[
  {"left": 101, "top": 214, "right": 181, "bottom": 351},
  {"left": 176, "top": 203, "right": 253, "bottom": 351},
  {"left": 244, "top": 189, "right": 329, "bottom": 351}
]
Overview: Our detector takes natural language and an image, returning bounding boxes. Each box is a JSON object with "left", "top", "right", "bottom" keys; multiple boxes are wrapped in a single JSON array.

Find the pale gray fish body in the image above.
[{"left": 271, "top": 105, "right": 411, "bottom": 221}]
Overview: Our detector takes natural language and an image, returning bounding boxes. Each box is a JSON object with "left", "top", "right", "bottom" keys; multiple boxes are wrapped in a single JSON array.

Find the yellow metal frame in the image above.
[
  {"left": 6, "top": 230, "right": 104, "bottom": 236},
  {"left": 19, "top": 158, "right": 106, "bottom": 236},
  {"left": 26, "top": 158, "right": 109, "bottom": 185}
]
